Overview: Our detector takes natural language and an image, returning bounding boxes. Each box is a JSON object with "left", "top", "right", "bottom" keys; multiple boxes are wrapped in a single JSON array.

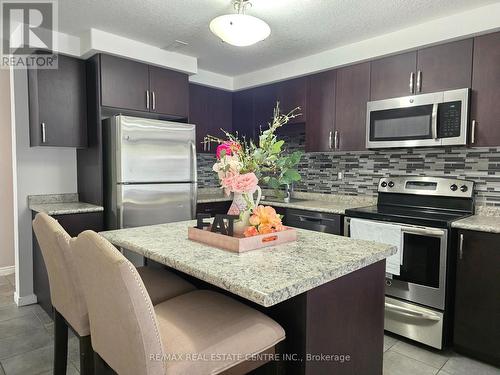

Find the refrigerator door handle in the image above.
[{"left": 191, "top": 141, "right": 198, "bottom": 219}]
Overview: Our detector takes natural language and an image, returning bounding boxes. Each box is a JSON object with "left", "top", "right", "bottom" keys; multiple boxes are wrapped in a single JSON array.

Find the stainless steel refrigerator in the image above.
[{"left": 103, "top": 115, "right": 197, "bottom": 265}]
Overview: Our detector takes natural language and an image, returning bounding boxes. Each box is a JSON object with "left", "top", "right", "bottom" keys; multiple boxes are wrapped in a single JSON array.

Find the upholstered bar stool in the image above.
[
  {"left": 32, "top": 213, "right": 197, "bottom": 375},
  {"left": 72, "top": 230, "right": 286, "bottom": 375}
]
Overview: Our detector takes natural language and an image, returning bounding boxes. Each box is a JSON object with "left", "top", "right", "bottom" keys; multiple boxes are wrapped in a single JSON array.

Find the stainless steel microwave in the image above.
[{"left": 366, "top": 88, "right": 470, "bottom": 149}]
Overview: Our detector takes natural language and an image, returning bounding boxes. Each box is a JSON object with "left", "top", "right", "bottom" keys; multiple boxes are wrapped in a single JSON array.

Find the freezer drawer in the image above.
[{"left": 116, "top": 183, "right": 196, "bottom": 228}]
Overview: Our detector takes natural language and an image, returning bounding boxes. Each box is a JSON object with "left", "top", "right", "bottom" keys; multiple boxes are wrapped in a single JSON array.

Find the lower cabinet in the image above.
[
  {"left": 32, "top": 211, "right": 103, "bottom": 315},
  {"left": 454, "top": 230, "right": 500, "bottom": 367}
]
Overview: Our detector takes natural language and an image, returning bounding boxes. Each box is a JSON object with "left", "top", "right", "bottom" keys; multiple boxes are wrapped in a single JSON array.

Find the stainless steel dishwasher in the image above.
[{"left": 285, "top": 208, "right": 342, "bottom": 235}]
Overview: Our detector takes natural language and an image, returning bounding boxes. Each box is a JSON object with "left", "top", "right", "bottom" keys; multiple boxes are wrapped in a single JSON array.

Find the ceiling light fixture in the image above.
[{"left": 209, "top": 0, "right": 271, "bottom": 47}]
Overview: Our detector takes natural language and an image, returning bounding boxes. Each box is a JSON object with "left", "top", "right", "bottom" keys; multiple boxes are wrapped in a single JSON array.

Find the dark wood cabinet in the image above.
[
  {"left": 28, "top": 54, "right": 87, "bottom": 147},
  {"left": 33, "top": 211, "right": 103, "bottom": 315},
  {"left": 370, "top": 51, "right": 417, "bottom": 100},
  {"left": 189, "top": 84, "right": 232, "bottom": 153},
  {"left": 149, "top": 66, "right": 189, "bottom": 118},
  {"left": 454, "top": 230, "right": 500, "bottom": 367},
  {"left": 416, "top": 39, "right": 473, "bottom": 94},
  {"left": 471, "top": 32, "right": 500, "bottom": 147},
  {"left": 253, "top": 84, "right": 279, "bottom": 131},
  {"left": 100, "top": 54, "right": 189, "bottom": 118},
  {"left": 306, "top": 70, "right": 336, "bottom": 152},
  {"left": 370, "top": 40, "right": 473, "bottom": 100},
  {"left": 100, "top": 54, "right": 150, "bottom": 112},
  {"left": 277, "top": 77, "right": 307, "bottom": 124},
  {"left": 335, "top": 62, "right": 370, "bottom": 151},
  {"left": 232, "top": 90, "right": 256, "bottom": 144}
]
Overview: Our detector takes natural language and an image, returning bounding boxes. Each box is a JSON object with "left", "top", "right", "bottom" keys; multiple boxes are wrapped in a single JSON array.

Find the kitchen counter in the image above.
[
  {"left": 100, "top": 220, "right": 395, "bottom": 307},
  {"left": 452, "top": 207, "right": 500, "bottom": 234},
  {"left": 29, "top": 193, "right": 104, "bottom": 215},
  {"left": 101, "top": 219, "right": 393, "bottom": 373},
  {"left": 197, "top": 189, "right": 376, "bottom": 215}
]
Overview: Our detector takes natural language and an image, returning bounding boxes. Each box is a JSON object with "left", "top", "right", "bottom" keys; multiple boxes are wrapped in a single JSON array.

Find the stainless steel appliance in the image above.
[
  {"left": 366, "top": 88, "right": 470, "bottom": 149},
  {"left": 344, "top": 176, "right": 474, "bottom": 349},
  {"left": 103, "top": 115, "right": 197, "bottom": 265},
  {"left": 286, "top": 209, "right": 342, "bottom": 234}
]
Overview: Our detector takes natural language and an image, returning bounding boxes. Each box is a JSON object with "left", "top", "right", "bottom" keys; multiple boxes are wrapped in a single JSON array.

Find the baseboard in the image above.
[
  {"left": 0, "top": 266, "right": 15, "bottom": 276},
  {"left": 14, "top": 292, "right": 37, "bottom": 306}
]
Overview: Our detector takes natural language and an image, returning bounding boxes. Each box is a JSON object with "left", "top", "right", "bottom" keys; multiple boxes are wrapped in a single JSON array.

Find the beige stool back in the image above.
[
  {"left": 32, "top": 213, "right": 90, "bottom": 336},
  {"left": 72, "top": 230, "right": 166, "bottom": 375}
]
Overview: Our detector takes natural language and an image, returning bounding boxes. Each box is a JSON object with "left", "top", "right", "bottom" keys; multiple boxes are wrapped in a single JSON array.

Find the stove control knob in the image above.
[
  {"left": 381, "top": 181, "right": 388, "bottom": 188},
  {"left": 388, "top": 181, "right": 395, "bottom": 188},
  {"left": 460, "top": 185, "right": 468, "bottom": 193},
  {"left": 450, "top": 184, "right": 458, "bottom": 191}
]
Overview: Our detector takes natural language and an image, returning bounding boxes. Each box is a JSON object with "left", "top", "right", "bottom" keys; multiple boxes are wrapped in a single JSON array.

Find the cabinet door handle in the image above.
[
  {"left": 409, "top": 72, "right": 415, "bottom": 94},
  {"left": 471, "top": 120, "right": 476, "bottom": 144},
  {"left": 334, "top": 130, "right": 339, "bottom": 150},
  {"left": 459, "top": 233, "right": 464, "bottom": 260},
  {"left": 328, "top": 131, "right": 333, "bottom": 149},
  {"left": 41, "top": 122, "right": 46, "bottom": 143},
  {"left": 152, "top": 91, "right": 156, "bottom": 111},
  {"left": 416, "top": 70, "right": 422, "bottom": 93},
  {"left": 146, "top": 90, "right": 150, "bottom": 109}
]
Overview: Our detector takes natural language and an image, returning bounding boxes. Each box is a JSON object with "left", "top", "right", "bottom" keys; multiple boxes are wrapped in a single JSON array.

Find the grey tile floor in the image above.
[{"left": 0, "top": 274, "right": 499, "bottom": 375}]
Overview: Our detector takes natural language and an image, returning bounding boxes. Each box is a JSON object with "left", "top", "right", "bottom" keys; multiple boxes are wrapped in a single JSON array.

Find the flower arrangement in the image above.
[
  {"left": 206, "top": 102, "right": 303, "bottom": 195},
  {"left": 244, "top": 206, "right": 284, "bottom": 237},
  {"left": 205, "top": 102, "right": 302, "bottom": 236}
]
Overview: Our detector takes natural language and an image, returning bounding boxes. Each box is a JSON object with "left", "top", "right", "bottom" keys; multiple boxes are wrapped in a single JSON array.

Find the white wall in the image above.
[
  {"left": 0, "top": 70, "right": 15, "bottom": 274},
  {"left": 11, "top": 69, "right": 78, "bottom": 305}
]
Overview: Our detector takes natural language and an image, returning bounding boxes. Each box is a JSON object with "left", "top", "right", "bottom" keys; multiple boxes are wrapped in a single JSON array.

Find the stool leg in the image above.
[
  {"left": 79, "top": 335, "right": 94, "bottom": 375},
  {"left": 53, "top": 309, "right": 68, "bottom": 375},
  {"left": 94, "top": 352, "right": 117, "bottom": 375}
]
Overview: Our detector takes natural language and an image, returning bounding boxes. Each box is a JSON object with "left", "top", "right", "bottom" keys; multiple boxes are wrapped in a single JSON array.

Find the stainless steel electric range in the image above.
[{"left": 344, "top": 176, "right": 474, "bottom": 349}]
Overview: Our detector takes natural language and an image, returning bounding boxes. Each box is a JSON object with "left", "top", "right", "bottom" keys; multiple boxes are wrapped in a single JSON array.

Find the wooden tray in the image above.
[{"left": 188, "top": 226, "right": 297, "bottom": 253}]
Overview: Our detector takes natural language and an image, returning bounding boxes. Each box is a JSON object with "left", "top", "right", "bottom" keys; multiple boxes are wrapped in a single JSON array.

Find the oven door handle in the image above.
[
  {"left": 401, "top": 226, "right": 445, "bottom": 237},
  {"left": 385, "top": 302, "right": 441, "bottom": 321},
  {"left": 431, "top": 103, "right": 438, "bottom": 139}
]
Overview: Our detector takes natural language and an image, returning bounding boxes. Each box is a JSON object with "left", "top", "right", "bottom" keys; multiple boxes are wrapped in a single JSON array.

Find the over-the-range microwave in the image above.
[{"left": 366, "top": 88, "right": 470, "bottom": 149}]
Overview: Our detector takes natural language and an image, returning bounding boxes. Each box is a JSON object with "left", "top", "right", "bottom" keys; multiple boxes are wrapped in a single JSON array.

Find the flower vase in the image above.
[{"left": 228, "top": 186, "right": 262, "bottom": 235}]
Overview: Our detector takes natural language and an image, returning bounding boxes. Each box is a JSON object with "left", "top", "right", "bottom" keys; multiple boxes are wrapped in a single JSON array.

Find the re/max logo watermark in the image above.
[{"left": 1, "top": 0, "right": 58, "bottom": 69}]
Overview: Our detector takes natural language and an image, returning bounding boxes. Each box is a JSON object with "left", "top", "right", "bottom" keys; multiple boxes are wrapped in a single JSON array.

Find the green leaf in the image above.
[
  {"left": 266, "top": 177, "right": 281, "bottom": 189},
  {"left": 271, "top": 140, "right": 284, "bottom": 154},
  {"left": 283, "top": 169, "right": 301, "bottom": 182}
]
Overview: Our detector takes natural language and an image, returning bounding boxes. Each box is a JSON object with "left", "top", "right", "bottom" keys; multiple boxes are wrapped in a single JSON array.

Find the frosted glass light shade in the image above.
[{"left": 210, "top": 14, "right": 271, "bottom": 47}]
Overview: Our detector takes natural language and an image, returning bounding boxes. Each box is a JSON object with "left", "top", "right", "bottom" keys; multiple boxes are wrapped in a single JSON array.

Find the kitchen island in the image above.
[{"left": 101, "top": 221, "right": 396, "bottom": 374}]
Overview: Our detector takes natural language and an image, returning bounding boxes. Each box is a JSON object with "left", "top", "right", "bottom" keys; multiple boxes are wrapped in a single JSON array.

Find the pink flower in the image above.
[
  {"left": 220, "top": 171, "right": 239, "bottom": 196},
  {"left": 216, "top": 142, "right": 241, "bottom": 159},
  {"left": 231, "top": 173, "right": 258, "bottom": 194}
]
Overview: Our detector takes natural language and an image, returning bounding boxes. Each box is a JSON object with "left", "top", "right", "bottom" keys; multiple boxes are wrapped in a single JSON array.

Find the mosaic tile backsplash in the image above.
[{"left": 197, "top": 129, "right": 500, "bottom": 207}]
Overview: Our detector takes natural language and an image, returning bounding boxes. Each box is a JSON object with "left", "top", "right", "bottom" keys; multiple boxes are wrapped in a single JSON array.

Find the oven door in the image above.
[{"left": 387, "top": 225, "right": 448, "bottom": 310}]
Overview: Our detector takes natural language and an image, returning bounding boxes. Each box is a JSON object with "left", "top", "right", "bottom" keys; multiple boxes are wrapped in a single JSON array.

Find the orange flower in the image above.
[
  {"left": 258, "top": 223, "right": 275, "bottom": 234},
  {"left": 244, "top": 226, "right": 259, "bottom": 237}
]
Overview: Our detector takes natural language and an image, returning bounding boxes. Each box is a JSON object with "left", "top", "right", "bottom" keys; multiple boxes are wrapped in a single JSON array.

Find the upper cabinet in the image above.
[
  {"left": 370, "top": 52, "right": 417, "bottom": 101},
  {"left": 306, "top": 70, "right": 336, "bottom": 152},
  {"left": 189, "top": 84, "right": 232, "bottom": 153},
  {"left": 252, "top": 83, "right": 279, "bottom": 131},
  {"left": 232, "top": 90, "right": 256, "bottom": 144},
  {"left": 277, "top": 77, "right": 307, "bottom": 124},
  {"left": 100, "top": 54, "right": 188, "bottom": 118},
  {"left": 149, "top": 66, "right": 189, "bottom": 118},
  {"left": 370, "top": 39, "right": 473, "bottom": 100},
  {"left": 416, "top": 39, "right": 473, "bottom": 94},
  {"left": 28, "top": 54, "right": 87, "bottom": 148},
  {"left": 470, "top": 31, "right": 500, "bottom": 147},
  {"left": 335, "top": 62, "right": 371, "bottom": 151}
]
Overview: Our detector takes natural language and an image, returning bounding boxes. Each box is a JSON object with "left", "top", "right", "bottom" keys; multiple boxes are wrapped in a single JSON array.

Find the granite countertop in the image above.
[
  {"left": 100, "top": 220, "right": 396, "bottom": 307},
  {"left": 451, "top": 206, "right": 500, "bottom": 234},
  {"left": 197, "top": 189, "right": 376, "bottom": 215},
  {"left": 29, "top": 193, "right": 104, "bottom": 216}
]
